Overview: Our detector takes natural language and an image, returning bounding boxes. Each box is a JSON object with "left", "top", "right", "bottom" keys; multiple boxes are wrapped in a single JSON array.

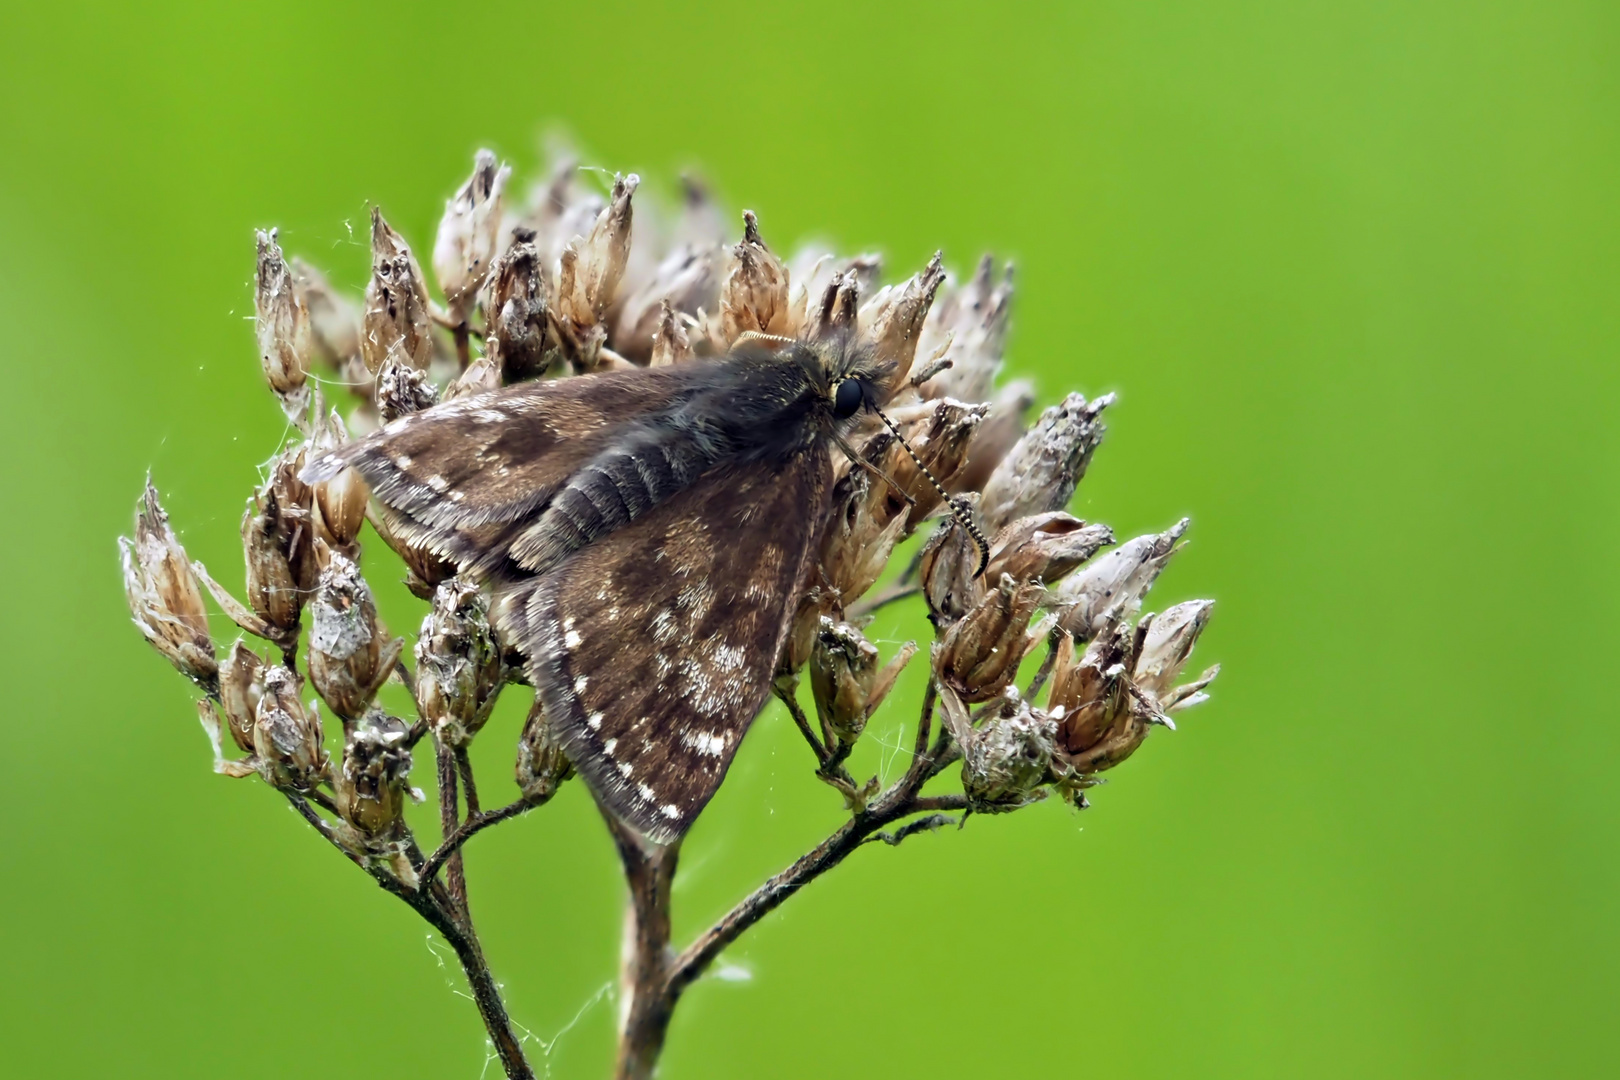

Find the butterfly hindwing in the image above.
[{"left": 501, "top": 452, "right": 833, "bottom": 842}]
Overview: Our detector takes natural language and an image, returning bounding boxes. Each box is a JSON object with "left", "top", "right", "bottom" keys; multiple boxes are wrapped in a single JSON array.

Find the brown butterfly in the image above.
[{"left": 305, "top": 335, "right": 968, "bottom": 842}]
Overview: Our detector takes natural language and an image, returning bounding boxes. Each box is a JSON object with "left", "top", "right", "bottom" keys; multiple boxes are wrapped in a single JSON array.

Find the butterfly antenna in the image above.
[{"left": 871, "top": 406, "right": 991, "bottom": 577}]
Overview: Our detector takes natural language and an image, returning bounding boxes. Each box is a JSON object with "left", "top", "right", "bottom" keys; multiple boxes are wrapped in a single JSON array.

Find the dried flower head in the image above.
[
  {"left": 433, "top": 149, "right": 511, "bottom": 326},
  {"left": 120, "top": 478, "right": 216, "bottom": 688},
  {"left": 254, "top": 229, "right": 312, "bottom": 423},
  {"left": 122, "top": 148, "right": 1221, "bottom": 1080}
]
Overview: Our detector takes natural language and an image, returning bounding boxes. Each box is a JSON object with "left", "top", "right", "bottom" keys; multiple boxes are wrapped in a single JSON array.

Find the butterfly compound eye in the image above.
[{"left": 832, "top": 378, "right": 865, "bottom": 419}]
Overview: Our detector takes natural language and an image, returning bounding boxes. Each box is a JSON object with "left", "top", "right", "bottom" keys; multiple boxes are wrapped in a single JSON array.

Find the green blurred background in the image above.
[{"left": 2, "top": 1, "right": 1615, "bottom": 1076}]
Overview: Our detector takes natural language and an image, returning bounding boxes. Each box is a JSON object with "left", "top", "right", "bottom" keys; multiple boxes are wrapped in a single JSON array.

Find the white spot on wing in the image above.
[
  {"left": 588, "top": 712, "right": 603, "bottom": 729},
  {"left": 637, "top": 783, "right": 656, "bottom": 803},
  {"left": 603, "top": 738, "right": 617, "bottom": 755},
  {"left": 662, "top": 804, "right": 682, "bottom": 820},
  {"left": 565, "top": 629, "right": 582, "bottom": 649},
  {"left": 574, "top": 675, "right": 588, "bottom": 694}
]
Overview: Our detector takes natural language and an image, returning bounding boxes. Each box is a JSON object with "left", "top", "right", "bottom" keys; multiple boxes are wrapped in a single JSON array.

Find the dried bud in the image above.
[
  {"left": 415, "top": 579, "right": 505, "bottom": 746},
  {"left": 616, "top": 245, "right": 719, "bottom": 362},
  {"left": 362, "top": 207, "right": 435, "bottom": 374},
  {"left": 934, "top": 573, "right": 1045, "bottom": 703},
  {"left": 1050, "top": 518, "right": 1189, "bottom": 642},
  {"left": 291, "top": 257, "right": 362, "bottom": 368},
  {"left": 375, "top": 354, "right": 439, "bottom": 421},
  {"left": 252, "top": 666, "right": 328, "bottom": 792},
  {"left": 433, "top": 149, "right": 510, "bottom": 324},
  {"left": 960, "top": 698, "right": 1057, "bottom": 812},
  {"left": 955, "top": 379, "right": 1034, "bottom": 495},
  {"left": 648, "top": 300, "right": 694, "bottom": 367},
  {"left": 858, "top": 251, "right": 945, "bottom": 391},
  {"left": 984, "top": 513, "right": 1114, "bottom": 586},
  {"left": 334, "top": 711, "right": 415, "bottom": 838},
  {"left": 811, "top": 269, "right": 862, "bottom": 337},
  {"left": 119, "top": 478, "right": 217, "bottom": 687},
  {"left": 719, "top": 211, "right": 790, "bottom": 343},
  {"left": 309, "top": 410, "right": 369, "bottom": 549},
  {"left": 307, "top": 551, "right": 401, "bottom": 721},
  {"left": 819, "top": 469, "right": 910, "bottom": 605},
  {"left": 1133, "top": 601, "right": 1219, "bottom": 711},
  {"left": 482, "top": 227, "right": 549, "bottom": 384},
  {"left": 241, "top": 445, "right": 317, "bottom": 639},
  {"left": 218, "top": 639, "right": 266, "bottom": 754},
  {"left": 515, "top": 698, "right": 575, "bottom": 802},
  {"left": 979, "top": 392, "right": 1112, "bottom": 531},
  {"left": 254, "top": 229, "right": 311, "bottom": 422},
  {"left": 809, "top": 619, "right": 917, "bottom": 745},
  {"left": 918, "top": 503, "right": 986, "bottom": 625},
  {"left": 916, "top": 255, "right": 1014, "bottom": 404}
]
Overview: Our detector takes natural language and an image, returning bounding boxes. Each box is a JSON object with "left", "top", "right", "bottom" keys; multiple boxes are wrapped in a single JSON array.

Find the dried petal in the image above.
[
  {"left": 648, "top": 300, "right": 694, "bottom": 367},
  {"left": 291, "top": 257, "right": 362, "bottom": 368},
  {"left": 309, "top": 410, "right": 369, "bottom": 548},
  {"left": 918, "top": 503, "right": 987, "bottom": 625},
  {"left": 916, "top": 254, "right": 1014, "bottom": 404},
  {"left": 955, "top": 379, "right": 1034, "bottom": 495},
  {"left": 218, "top": 639, "right": 266, "bottom": 754},
  {"left": 858, "top": 251, "right": 944, "bottom": 392}
]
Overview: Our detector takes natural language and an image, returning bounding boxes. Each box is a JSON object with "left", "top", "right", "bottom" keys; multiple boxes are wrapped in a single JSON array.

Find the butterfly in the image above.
[{"left": 305, "top": 335, "right": 917, "bottom": 842}]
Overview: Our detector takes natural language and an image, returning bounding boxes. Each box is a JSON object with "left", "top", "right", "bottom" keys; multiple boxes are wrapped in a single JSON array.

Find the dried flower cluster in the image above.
[{"left": 121, "top": 149, "right": 1217, "bottom": 1080}]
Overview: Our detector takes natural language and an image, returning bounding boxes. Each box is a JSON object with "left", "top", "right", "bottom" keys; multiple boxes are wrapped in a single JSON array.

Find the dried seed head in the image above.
[
  {"left": 918, "top": 501, "right": 987, "bottom": 625},
  {"left": 375, "top": 354, "right": 439, "bottom": 421},
  {"left": 515, "top": 697, "right": 575, "bottom": 802},
  {"left": 307, "top": 550, "right": 401, "bottom": 722},
  {"left": 811, "top": 268, "right": 863, "bottom": 337},
  {"left": 309, "top": 410, "right": 369, "bottom": 549},
  {"left": 254, "top": 229, "right": 312, "bottom": 423},
  {"left": 119, "top": 478, "right": 217, "bottom": 688},
  {"left": 362, "top": 207, "right": 435, "bottom": 374},
  {"left": 875, "top": 398, "right": 988, "bottom": 526},
  {"left": 482, "top": 227, "right": 549, "bottom": 384},
  {"left": 252, "top": 666, "right": 329, "bottom": 792},
  {"left": 1050, "top": 518, "right": 1189, "bottom": 643},
  {"left": 617, "top": 245, "right": 719, "bottom": 362},
  {"left": 416, "top": 579, "right": 505, "bottom": 746},
  {"left": 858, "top": 252, "right": 945, "bottom": 392},
  {"left": 960, "top": 698, "right": 1058, "bottom": 812},
  {"left": 1048, "top": 622, "right": 1132, "bottom": 762},
  {"left": 916, "top": 254, "right": 1014, "bottom": 404},
  {"left": 558, "top": 172, "right": 638, "bottom": 327},
  {"left": 933, "top": 573, "right": 1046, "bottom": 704},
  {"left": 432, "top": 149, "right": 511, "bottom": 324},
  {"left": 954, "top": 379, "right": 1035, "bottom": 495},
  {"left": 241, "top": 445, "right": 318, "bottom": 639},
  {"left": 442, "top": 354, "right": 500, "bottom": 402},
  {"left": 291, "top": 257, "right": 363, "bottom": 369},
  {"left": 719, "top": 211, "right": 790, "bottom": 344},
  {"left": 218, "top": 639, "right": 266, "bottom": 754},
  {"left": 648, "top": 300, "right": 694, "bottom": 367},
  {"left": 779, "top": 583, "right": 838, "bottom": 678},
  {"left": 984, "top": 513, "right": 1114, "bottom": 586},
  {"left": 809, "top": 618, "right": 918, "bottom": 746},
  {"left": 820, "top": 469, "right": 910, "bottom": 605},
  {"left": 334, "top": 710, "right": 416, "bottom": 839},
  {"left": 1133, "top": 601, "right": 1219, "bottom": 711},
  {"left": 369, "top": 506, "right": 454, "bottom": 600},
  {"left": 979, "top": 392, "right": 1112, "bottom": 532}
]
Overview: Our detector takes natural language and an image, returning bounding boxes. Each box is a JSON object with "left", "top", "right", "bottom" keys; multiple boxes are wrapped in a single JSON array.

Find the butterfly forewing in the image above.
[{"left": 501, "top": 454, "right": 832, "bottom": 841}]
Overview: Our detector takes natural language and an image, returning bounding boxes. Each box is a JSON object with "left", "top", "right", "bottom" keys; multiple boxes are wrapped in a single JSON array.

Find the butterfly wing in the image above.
[
  {"left": 498, "top": 451, "right": 832, "bottom": 842},
  {"left": 303, "top": 366, "right": 698, "bottom": 576}
]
